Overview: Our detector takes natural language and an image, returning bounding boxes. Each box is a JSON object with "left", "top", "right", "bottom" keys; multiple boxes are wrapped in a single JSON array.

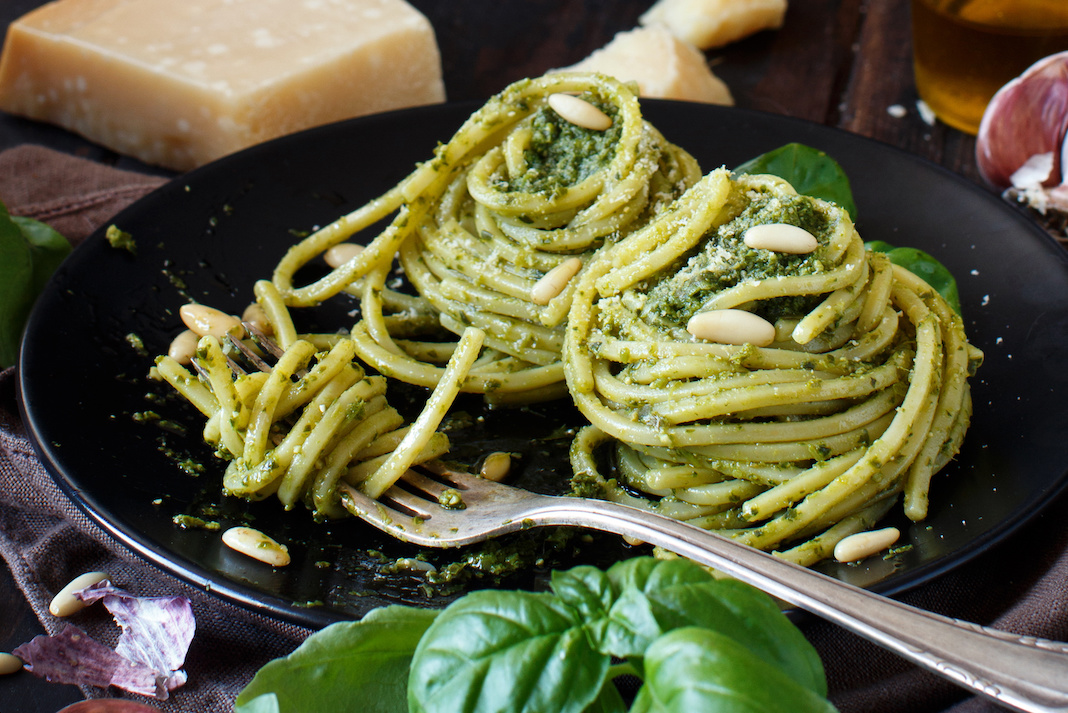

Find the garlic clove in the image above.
[
  {"left": 976, "top": 51, "right": 1068, "bottom": 191},
  {"left": 1010, "top": 152, "right": 1055, "bottom": 190}
]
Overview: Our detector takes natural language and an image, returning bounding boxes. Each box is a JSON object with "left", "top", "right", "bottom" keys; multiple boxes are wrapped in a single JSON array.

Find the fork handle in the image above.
[{"left": 530, "top": 496, "right": 1068, "bottom": 713}]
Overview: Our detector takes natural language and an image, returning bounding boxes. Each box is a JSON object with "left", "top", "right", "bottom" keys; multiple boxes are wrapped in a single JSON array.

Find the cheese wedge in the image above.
[
  {"left": 0, "top": 0, "right": 445, "bottom": 170},
  {"left": 640, "top": 0, "right": 788, "bottom": 50},
  {"left": 560, "top": 27, "right": 733, "bottom": 105}
]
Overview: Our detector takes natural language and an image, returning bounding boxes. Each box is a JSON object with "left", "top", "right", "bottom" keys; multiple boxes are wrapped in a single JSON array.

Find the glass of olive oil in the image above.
[{"left": 911, "top": 0, "right": 1068, "bottom": 134}]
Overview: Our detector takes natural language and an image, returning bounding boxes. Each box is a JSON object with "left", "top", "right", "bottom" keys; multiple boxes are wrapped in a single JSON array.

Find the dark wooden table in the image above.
[{"left": 0, "top": 1, "right": 1003, "bottom": 711}]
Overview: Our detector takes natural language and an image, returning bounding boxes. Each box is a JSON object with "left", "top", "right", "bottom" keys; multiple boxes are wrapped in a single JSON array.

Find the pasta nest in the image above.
[
  {"left": 272, "top": 72, "right": 701, "bottom": 405},
  {"left": 564, "top": 171, "right": 984, "bottom": 565}
]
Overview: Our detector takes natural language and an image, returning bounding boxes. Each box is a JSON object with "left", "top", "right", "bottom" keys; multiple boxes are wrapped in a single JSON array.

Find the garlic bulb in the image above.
[{"left": 976, "top": 51, "right": 1068, "bottom": 212}]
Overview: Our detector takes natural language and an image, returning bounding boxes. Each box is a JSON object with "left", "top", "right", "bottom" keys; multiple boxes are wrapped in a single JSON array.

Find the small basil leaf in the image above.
[
  {"left": 583, "top": 678, "right": 628, "bottom": 713},
  {"left": 734, "top": 143, "right": 858, "bottom": 221},
  {"left": 0, "top": 203, "right": 72, "bottom": 368},
  {"left": 13, "top": 215, "right": 71, "bottom": 294},
  {"left": 592, "top": 559, "right": 824, "bottom": 694},
  {"left": 605, "top": 556, "right": 711, "bottom": 593},
  {"left": 236, "top": 605, "right": 438, "bottom": 713},
  {"left": 635, "top": 628, "right": 838, "bottom": 713},
  {"left": 0, "top": 204, "right": 34, "bottom": 369},
  {"left": 550, "top": 564, "right": 615, "bottom": 620},
  {"left": 647, "top": 579, "right": 827, "bottom": 695},
  {"left": 408, "top": 590, "right": 608, "bottom": 713},
  {"left": 865, "top": 240, "right": 962, "bottom": 314},
  {"left": 235, "top": 693, "right": 281, "bottom": 713},
  {"left": 588, "top": 586, "right": 662, "bottom": 660},
  {"left": 589, "top": 558, "right": 719, "bottom": 659}
]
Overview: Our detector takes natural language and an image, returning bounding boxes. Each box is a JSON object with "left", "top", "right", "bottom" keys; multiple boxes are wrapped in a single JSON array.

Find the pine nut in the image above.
[
  {"left": 222, "top": 526, "right": 291, "bottom": 567},
  {"left": 531, "top": 257, "right": 583, "bottom": 305},
  {"left": 479, "top": 452, "right": 512, "bottom": 482},
  {"left": 49, "top": 571, "right": 110, "bottom": 617},
  {"left": 179, "top": 304, "right": 245, "bottom": 340},
  {"left": 687, "top": 309, "right": 776, "bottom": 347},
  {"left": 833, "top": 526, "right": 900, "bottom": 563},
  {"left": 393, "top": 557, "right": 437, "bottom": 574},
  {"left": 743, "top": 223, "right": 819, "bottom": 254},
  {"left": 324, "top": 242, "right": 364, "bottom": 268},
  {"left": 0, "top": 652, "right": 23, "bottom": 676},
  {"left": 167, "top": 329, "right": 199, "bottom": 364},
  {"left": 241, "top": 302, "right": 273, "bottom": 335},
  {"left": 547, "top": 93, "right": 612, "bottom": 131}
]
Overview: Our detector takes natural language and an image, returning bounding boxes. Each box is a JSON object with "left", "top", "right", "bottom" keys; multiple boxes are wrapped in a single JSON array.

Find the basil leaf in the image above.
[
  {"left": 865, "top": 240, "right": 962, "bottom": 315},
  {"left": 653, "top": 579, "right": 827, "bottom": 696},
  {"left": 236, "top": 605, "right": 438, "bottom": 713},
  {"left": 236, "top": 693, "right": 281, "bottom": 713},
  {"left": 14, "top": 215, "right": 71, "bottom": 294},
  {"left": 550, "top": 564, "right": 615, "bottom": 621},
  {"left": 584, "top": 678, "right": 628, "bottom": 713},
  {"left": 605, "top": 556, "right": 712, "bottom": 593},
  {"left": 0, "top": 202, "right": 71, "bottom": 368},
  {"left": 734, "top": 143, "right": 858, "bottom": 221},
  {"left": 632, "top": 628, "right": 838, "bottom": 713},
  {"left": 575, "top": 558, "right": 712, "bottom": 659},
  {"left": 589, "top": 585, "right": 662, "bottom": 660},
  {"left": 0, "top": 205, "right": 34, "bottom": 369},
  {"left": 591, "top": 559, "right": 826, "bottom": 694},
  {"left": 408, "top": 590, "right": 608, "bottom": 713}
]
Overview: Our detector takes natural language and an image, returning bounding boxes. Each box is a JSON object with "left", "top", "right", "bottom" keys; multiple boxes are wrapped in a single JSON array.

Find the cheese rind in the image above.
[
  {"left": 561, "top": 27, "right": 733, "bottom": 106},
  {"left": 0, "top": 0, "right": 445, "bottom": 170},
  {"left": 640, "top": 0, "right": 788, "bottom": 50}
]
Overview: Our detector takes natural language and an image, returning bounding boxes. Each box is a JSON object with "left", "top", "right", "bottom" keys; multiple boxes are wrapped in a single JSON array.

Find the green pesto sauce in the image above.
[
  {"left": 639, "top": 191, "right": 833, "bottom": 327},
  {"left": 172, "top": 514, "right": 221, "bottom": 530},
  {"left": 495, "top": 100, "right": 621, "bottom": 198},
  {"left": 125, "top": 332, "right": 149, "bottom": 357},
  {"left": 106, "top": 224, "right": 137, "bottom": 254},
  {"left": 437, "top": 488, "right": 466, "bottom": 510}
]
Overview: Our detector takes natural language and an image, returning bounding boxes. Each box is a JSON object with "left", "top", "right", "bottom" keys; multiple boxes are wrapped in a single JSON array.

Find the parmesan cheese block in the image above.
[
  {"left": 640, "top": 0, "right": 788, "bottom": 50},
  {"left": 0, "top": 0, "right": 445, "bottom": 170},
  {"left": 560, "top": 27, "right": 733, "bottom": 105}
]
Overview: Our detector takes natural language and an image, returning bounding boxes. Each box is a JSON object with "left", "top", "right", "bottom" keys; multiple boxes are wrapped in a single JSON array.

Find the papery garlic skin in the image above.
[
  {"left": 1009, "top": 152, "right": 1055, "bottom": 190},
  {"left": 976, "top": 51, "right": 1068, "bottom": 195}
]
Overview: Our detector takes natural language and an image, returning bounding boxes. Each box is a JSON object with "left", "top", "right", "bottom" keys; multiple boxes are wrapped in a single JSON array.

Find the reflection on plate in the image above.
[{"left": 19, "top": 101, "right": 1068, "bottom": 628}]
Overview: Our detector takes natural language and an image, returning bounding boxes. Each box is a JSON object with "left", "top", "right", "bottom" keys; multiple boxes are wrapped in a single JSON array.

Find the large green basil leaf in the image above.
[
  {"left": 0, "top": 202, "right": 71, "bottom": 368},
  {"left": 235, "top": 605, "right": 438, "bottom": 713},
  {"left": 734, "top": 143, "right": 858, "bottom": 221},
  {"left": 408, "top": 590, "right": 608, "bottom": 713},
  {"left": 631, "top": 628, "right": 838, "bottom": 713},
  {"left": 866, "top": 240, "right": 962, "bottom": 315}
]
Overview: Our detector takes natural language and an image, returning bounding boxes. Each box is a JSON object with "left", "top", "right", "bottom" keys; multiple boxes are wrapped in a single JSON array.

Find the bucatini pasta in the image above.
[
  {"left": 153, "top": 72, "right": 981, "bottom": 566},
  {"left": 271, "top": 72, "right": 701, "bottom": 405},
  {"left": 564, "top": 171, "right": 982, "bottom": 565}
]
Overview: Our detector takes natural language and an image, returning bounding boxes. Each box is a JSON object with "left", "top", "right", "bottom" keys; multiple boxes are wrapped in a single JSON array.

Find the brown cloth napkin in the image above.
[{"left": 1, "top": 145, "right": 1066, "bottom": 712}]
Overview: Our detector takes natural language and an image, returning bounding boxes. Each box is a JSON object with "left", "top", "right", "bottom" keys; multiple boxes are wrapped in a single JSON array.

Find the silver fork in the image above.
[
  {"left": 215, "top": 326, "right": 1068, "bottom": 710},
  {"left": 337, "top": 463, "right": 1068, "bottom": 713}
]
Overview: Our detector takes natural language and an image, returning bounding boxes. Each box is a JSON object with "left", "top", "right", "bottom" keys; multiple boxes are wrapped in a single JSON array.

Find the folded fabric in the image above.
[{"left": 1, "top": 144, "right": 1065, "bottom": 712}]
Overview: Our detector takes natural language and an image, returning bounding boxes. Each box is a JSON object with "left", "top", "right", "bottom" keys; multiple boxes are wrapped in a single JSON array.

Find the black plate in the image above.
[{"left": 18, "top": 101, "right": 1068, "bottom": 628}]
